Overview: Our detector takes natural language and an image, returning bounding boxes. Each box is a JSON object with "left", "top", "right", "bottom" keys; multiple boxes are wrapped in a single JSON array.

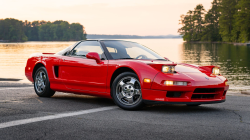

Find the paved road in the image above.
[{"left": 0, "top": 83, "right": 249, "bottom": 140}]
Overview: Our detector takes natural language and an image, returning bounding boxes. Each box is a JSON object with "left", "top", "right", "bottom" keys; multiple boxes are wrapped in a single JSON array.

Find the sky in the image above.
[{"left": 0, "top": 0, "right": 213, "bottom": 35}]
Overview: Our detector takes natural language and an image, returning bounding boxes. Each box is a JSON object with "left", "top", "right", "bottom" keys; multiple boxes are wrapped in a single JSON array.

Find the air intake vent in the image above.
[
  {"left": 194, "top": 88, "right": 216, "bottom": 93},
  {"left": 54, "top": 66, "right": 59, "bottom": 78},
  {"left": 191, "top": 94, "right": 215, "bottom": 99}
]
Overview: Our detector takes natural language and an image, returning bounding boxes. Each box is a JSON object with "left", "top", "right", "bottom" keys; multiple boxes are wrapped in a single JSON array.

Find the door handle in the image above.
[{"left": 62, "top": 59, "right": 65, "bottom": 61}]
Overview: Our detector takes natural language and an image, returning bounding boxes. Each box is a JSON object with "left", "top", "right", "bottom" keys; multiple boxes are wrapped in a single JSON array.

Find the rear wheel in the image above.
[
  {"left": 34, "top": 67, "right": 55, "bottom": 97},
  {"left": 111, "top": 72, "right": 143, "bottom": 110}
]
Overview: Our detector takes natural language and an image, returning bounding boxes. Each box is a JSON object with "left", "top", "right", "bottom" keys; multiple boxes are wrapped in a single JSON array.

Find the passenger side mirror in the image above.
[{"left": 86, "top": 52, "right": 102, "bottom": 64}]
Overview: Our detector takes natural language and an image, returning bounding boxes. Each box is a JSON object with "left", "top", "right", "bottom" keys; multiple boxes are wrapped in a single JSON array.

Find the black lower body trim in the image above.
[{"left": 143, "top": 100, "right": 225, "bottom": 105}]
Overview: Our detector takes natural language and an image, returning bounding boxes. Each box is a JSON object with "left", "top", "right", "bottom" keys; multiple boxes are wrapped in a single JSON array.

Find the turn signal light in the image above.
[
  {"left": 144, "top": 78, "right": 151, "bottom": 83},
  {"left": 164, "top": 81, "right": 173, "bottom": 86},
  {"left": 225, "top": 82, "right": 228, "bottom": 86}
]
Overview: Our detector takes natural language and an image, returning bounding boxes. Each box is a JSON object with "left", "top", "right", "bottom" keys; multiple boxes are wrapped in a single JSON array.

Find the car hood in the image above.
[
  {"left": 136, "top": 60, "right": 201, "bottom": 73},
  {"left": 137, "top": 60, "right": 222, "bottom": 82},
  {"left": 136, "top": 60, "right": 200, "bottom": 72}
]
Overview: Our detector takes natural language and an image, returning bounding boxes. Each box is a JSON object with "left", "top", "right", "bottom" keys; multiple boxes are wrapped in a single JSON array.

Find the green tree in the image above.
[
  {"left": 178, "top": 4, "right": 206, "bottom": 42},
  {"left": 0, "top": 18, "right": 27, "bottom": 42},
  {"left": 232, "top": 0, "right": 250, "bottom": 43},
  {"left": 0, "top": 18, "right": 87, "bottom": 42},
  {"left": 219, "top": 0, "right": 238, "bottom": 42},
  {"left": 201, "top": 0, "right": 221, "bottom": 41},
  {"left": 178, "top": 10, "right": 195, "bottom": 42},
  {"left": 70, "top": 23, "right": 84, "bottom": 41},
  {"left": 192, "top": 4, "right": 206, "bottom": 41}
]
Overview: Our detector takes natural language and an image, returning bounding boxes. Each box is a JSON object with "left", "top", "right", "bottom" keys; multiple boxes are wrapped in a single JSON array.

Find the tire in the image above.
[
  {"left": 186, "top": 104, "right": 201, "bottom": 106},
  {"left": 34, "top": 67, "right": 55, "bottom": 97},
  {"left": 111, "top": 72, "right": 144, "bottom": 110}
]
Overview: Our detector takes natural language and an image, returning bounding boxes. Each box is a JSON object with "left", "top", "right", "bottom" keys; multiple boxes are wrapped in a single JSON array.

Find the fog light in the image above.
[
  {"left": 164, "top": 81, "right": 173, "bottom": 86},
  {"left": 144, "top": 78, "right": 151, "bottom": 83},
  {"left": 174, "top": 81, "right": 187, "bottom": 86}
]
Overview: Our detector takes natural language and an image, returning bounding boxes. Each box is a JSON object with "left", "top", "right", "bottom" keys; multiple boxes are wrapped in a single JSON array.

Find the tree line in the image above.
[
  {"left": 178, "top": 0, "right": 250, "bottom": 43},
  {"left": 0, "top": 18, "right": 87, "bottom": 42}
]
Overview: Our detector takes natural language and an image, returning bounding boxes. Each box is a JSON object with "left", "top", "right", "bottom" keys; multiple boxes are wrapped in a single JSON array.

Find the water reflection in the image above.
[
  {"left": 0, "top": 42, "right": 76, "bottom": 83},
  {"left": 181, "top": 43, "right": 250, "bottom": 91},
  {"left": 0, "top": 39, "right": 249, "bottom": 92}
]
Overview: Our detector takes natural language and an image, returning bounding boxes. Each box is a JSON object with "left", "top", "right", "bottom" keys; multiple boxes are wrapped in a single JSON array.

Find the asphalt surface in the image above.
[{"left": 0, "top": 82, "right": 249, "bottom": 140}]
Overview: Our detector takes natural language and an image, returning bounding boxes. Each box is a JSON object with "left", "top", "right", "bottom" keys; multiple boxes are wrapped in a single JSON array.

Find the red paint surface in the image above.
[{"left": 25, "top": 54, "right": 229, "bottom": 103}]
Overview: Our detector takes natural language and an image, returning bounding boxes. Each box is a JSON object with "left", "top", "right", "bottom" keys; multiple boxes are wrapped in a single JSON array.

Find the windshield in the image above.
[
  {"left": 102, "top": 41, "right": 165, "bottom": 60},
  {"left": 56, "top": 42, "right": 80, "bottom": 56}
]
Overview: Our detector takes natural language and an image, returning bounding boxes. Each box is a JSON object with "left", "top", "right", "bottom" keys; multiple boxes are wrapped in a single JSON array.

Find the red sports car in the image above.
[{"left": 25, "top": 40, "right": 229, "bottom": 110}]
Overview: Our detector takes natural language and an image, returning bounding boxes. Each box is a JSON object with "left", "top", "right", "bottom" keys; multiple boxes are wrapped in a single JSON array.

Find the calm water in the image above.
[{"left": 0, "top": 39, "right": 249, "bottom": 92}]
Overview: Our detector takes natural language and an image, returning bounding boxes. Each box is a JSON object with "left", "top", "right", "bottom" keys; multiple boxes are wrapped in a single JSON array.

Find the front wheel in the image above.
[
  {"left": 111, "top": 72, "right": 143, "bottom": 110},
  {"left": 34, "top": 67, "right": 55, "bottom": 97}
]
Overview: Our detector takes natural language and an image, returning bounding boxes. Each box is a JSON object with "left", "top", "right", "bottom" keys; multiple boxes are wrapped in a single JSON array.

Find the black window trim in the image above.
[
  {"left": 67, "top": 40, "right": 108, "bottom": 60},
  {"left": 99, "top": 41, "right": 113, "bottom": 60}
]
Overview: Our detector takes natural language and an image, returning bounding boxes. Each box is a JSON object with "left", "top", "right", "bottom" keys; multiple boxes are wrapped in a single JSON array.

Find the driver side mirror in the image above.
[{"left": 86, "top": 52, "right": 103, "bottom": 64}]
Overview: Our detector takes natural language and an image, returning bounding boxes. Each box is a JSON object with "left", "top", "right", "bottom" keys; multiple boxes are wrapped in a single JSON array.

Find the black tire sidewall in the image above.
[
  {"left": 111, "top": 72, "right": 143, "bottom": 110},
  {"left": 34, "top": 67, "right": 54, "bottom": 97}
]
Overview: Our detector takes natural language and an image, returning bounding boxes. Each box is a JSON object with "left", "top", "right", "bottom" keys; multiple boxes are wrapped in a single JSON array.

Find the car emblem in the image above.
[{"left": 205, "top": 77, "right": 209, "bottom": 80}]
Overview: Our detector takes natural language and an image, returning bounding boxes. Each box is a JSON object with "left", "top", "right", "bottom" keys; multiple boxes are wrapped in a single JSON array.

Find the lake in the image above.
[{"left": 0, "top": 39, "right": 249, "bottom": 92}]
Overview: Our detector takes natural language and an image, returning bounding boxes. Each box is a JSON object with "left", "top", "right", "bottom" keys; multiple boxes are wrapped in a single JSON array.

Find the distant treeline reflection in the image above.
[
  {"left": 0, "top": 18, "right": 87, "bottom": 42},
  {"left": 178, "top": 0, "right": 250, "bottom": 43}
]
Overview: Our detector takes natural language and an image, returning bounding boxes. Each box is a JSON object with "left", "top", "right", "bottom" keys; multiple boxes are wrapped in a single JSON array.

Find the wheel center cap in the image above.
[{"left": 123, "top": 84, "right": 135, "bottom": 98}]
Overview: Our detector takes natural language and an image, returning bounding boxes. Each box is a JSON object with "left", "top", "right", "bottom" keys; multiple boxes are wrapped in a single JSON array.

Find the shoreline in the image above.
[
  {"left": 185, "top": 41, "right": 250, "bottom": 46},
  {"left": 0, "top": 38, "right": 183, "bottom": 43}
]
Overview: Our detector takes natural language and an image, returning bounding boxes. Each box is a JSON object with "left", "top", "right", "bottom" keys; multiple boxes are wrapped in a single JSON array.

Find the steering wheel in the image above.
[{"left": 135, "top": 55, "right": 148, "bottom": 59}]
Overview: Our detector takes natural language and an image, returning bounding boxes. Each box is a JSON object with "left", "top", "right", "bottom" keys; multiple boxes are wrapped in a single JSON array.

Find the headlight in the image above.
[
  {"left": 162, "top": 66, "right": 175, "bottom": 73},
  {"left": 164, "top": 81, "right": 188, "bottom": 86},
  {"left": 212, "top": 67, "right": 220, "bottom": 75}
]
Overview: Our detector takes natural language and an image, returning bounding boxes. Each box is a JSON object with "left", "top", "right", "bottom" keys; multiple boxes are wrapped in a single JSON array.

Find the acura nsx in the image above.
[{"left": 25, "top": 40, "right": 229, "bottom": 110}]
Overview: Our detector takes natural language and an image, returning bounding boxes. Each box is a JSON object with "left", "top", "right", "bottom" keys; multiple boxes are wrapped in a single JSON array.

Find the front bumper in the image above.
[
  {"left": 141, "top": 71, "right": 229, "bottom": 104},
  {"left": 141, "top": 84, "right": 229, "bottom": 104}
]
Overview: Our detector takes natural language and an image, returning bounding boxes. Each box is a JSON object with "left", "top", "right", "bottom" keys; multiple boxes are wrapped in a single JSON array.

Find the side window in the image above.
[{"left": 70, "top": 41, "right": 106, "bottom": 59}]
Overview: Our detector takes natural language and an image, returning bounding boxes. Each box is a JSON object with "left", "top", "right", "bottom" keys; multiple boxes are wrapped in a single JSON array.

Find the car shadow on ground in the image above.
[
  {"left": 48, "top": 94, "right": 223, "bottom": 114},
  {"left": 50, "top": 93, "right": 115, "bottom": 106},
  {"left": 142, "top": 104, "right": 224, "bottom": 114}
]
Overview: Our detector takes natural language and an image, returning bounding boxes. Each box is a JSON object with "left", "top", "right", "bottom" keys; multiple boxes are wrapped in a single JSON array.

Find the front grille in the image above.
[
  {"left": 193, "top": 88, "right": 217, "bottom": 93},
  {"left": 191, "top": 94, "right": 215, "bottom": 99}
]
